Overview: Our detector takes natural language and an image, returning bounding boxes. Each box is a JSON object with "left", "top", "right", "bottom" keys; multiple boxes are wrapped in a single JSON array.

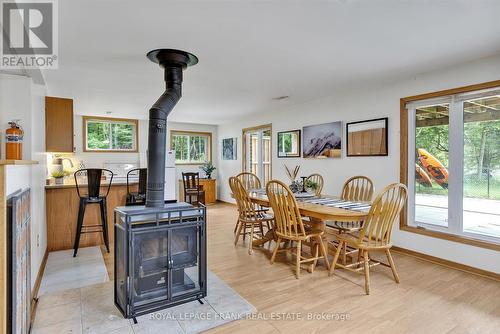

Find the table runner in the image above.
[{"left": 249, "top": 189, "right": 371, "bottom": 212}]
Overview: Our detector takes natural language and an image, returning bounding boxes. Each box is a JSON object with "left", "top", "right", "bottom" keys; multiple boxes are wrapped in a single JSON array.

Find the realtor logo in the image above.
[{"left": 1, "top": 0, "right": 58, "bottom": 69}]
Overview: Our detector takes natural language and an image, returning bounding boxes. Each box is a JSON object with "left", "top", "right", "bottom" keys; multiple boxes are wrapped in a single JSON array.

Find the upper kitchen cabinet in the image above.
[{"left": 45, "top": 96, "right": 74, "bottom": 152}]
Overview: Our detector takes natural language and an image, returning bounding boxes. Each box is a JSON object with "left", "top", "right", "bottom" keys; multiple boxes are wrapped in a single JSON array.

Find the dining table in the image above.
[{"left": 247, "top": 189, "right": 371, "bottom": 250}]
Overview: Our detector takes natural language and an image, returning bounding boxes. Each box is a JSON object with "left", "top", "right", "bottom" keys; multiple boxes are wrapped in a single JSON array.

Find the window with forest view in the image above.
[
  {"left": 84, "top": 117, "right": 138, "bottom": 152},
  {"left": 406, "top": 87, "right": 500, "bottom": 244},
  {"left": 171, "top": 131, "right": 211, "bottom": 164}
]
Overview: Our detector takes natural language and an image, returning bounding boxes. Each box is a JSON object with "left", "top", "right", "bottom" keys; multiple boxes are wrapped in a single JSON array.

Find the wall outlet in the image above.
[{"left": 37, "top": 234, "right": 39, "bottom": 247}]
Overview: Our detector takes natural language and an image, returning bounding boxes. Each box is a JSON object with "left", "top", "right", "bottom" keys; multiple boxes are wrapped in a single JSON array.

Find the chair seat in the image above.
[
  {"left": 186, "top": 189, "right": 205, "bottom": 194},
  {"left": 326, "top": 220, "right": 362, "bottom": 232},
  {"left": 240, "top": 212, "right": 274, "bottom": 223},
  {"left": 334, "top": 233, "right": 392, "bottom": 250},
  {"left": 277, "top": 226, "right": 323, "bottom": 241}
]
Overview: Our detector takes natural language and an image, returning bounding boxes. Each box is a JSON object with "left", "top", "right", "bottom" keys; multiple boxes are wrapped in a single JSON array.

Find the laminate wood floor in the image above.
[{"left": 101, "top": 202, "right": 500, "bottom": 334}]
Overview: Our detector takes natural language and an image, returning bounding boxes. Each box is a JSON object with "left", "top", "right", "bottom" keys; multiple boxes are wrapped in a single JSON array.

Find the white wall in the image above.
[
  {"left": 0, "top": 74, "right": 32, "bottom": 160},
  {"left": 217, "top": 54, "right": 500, "bottom": 273},
  {"left": 0, "top": 74, "right": 48, "bottom": 289}
]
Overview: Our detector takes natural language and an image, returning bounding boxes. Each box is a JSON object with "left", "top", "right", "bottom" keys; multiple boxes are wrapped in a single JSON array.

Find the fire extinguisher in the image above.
[{"left": 5, "top": 120, "right": 23, "bottom": 160}]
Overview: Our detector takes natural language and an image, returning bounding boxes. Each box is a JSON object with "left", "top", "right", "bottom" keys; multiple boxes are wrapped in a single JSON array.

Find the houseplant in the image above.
[
  {"left": 51, "top": 171, "right": 65, "bottom": 185},
  {"left": 200, "top": 162, "right": 216, "bottom": 179}
]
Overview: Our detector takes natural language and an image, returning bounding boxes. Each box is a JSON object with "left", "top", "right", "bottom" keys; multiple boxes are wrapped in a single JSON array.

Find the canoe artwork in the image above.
[
  {"left": 415, "top": 164, "right": 432, "bottom": 187},
  {"left": 417, "top": 148, "right": 449, "bottom": 189}
]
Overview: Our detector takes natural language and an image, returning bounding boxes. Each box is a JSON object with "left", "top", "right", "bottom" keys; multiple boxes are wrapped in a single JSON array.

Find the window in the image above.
[
  {"left": 170, "top": 130, "right": 212, "bottom": 164},
  {"left": 83, "top": 116, "right": 138, "bottom": 152},
  {"left": 243, "top": 124, "right": 272, "bottom": 185},
  {"left": 401, "top": 81, "right": 500, "bottom": 248}
]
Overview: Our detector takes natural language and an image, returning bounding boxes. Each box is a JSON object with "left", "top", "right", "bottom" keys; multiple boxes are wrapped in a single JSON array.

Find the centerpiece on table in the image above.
[{"left": 284, "top": 165, "right": 318, "bottom": 197}]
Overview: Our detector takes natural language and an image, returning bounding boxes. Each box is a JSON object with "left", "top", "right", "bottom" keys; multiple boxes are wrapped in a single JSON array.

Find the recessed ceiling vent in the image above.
[{"left": 272, "top": 95, "right": 289, "bottom": 101}]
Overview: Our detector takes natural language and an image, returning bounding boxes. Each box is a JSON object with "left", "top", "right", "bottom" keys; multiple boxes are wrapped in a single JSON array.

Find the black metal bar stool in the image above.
[
  {"left": 73, "top": 168, "right": 113, "bottom": 257},
  {"left": 125, "top": 168, "right": 147, "bottom": 206}
]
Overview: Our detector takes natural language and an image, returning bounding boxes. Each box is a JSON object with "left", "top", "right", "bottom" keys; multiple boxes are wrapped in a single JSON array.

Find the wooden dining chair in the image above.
[
  {"left": 329, "top": 183, "right": 408, "bottom": 294},
  {"left": 266, "top": 180, "right": 330, "bottom": 279},
  {"left": 306, "top": 173, "right": 324, "bottom": 196},
  {"left": 336, "top": 176, "right": 375, "bottom": 232},
  {"left": 235, "top": 171, "right": 270, "bottom": 232},
  {"left": 235, "top": 172, "right": 261, "bottom": 190},
  {"left": 230, "top": 176, "right": 274, "bottom": 255},
  {"left": 341, "top": 176, "right": 374, "bottom": 202},
  {"left": 182, "top": 172, "right": 205, "bottom": 206},
  {"left": 327, "top": 176, "right": 375, "bottom": 263}
]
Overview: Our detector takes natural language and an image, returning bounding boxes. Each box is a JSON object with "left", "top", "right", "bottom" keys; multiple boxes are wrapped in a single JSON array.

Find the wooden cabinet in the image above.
[
  {"left": 45, "top": 96, "right": 74, "bottom": 152},
  {"left": 45, "top": 183, "right": 137, "bottom": 251},
  {"left": 179, "top": 178, "right": 217, "bottom": 205}
]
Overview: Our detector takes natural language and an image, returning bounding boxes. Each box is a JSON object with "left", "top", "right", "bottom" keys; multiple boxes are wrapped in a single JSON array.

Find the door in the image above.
[{"left": 243, "top": 124, "right": 272, "bottom": 185}]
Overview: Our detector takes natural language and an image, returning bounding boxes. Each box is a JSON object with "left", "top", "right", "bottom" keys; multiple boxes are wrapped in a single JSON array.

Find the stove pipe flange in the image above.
[{"left": 145, "top": 49, "right": 198, "bottom": 208}]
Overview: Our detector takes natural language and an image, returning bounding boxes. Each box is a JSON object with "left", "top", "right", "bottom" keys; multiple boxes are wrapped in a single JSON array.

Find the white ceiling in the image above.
[{"left": 42, "top": 0, "right": 500, "bottom": 124}]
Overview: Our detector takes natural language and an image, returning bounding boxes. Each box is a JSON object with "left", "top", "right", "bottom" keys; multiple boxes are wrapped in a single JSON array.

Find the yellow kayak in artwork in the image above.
[{"left": 417, "top": 148, "right": 449, "bottom": 189}]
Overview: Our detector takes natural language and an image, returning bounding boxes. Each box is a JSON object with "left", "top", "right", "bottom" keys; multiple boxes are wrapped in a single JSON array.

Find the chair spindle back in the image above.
[
  {"left": 357, "top": 183, "right": 408, "bottom": 247},
  {"left": 341, "top": 176, "right": 374, "bottom": 202},
  {"left": 182, "top": 172, "right": 200, "bottom": 190},
  {"left": 236, "top": 172, "right": 262, "bottom": 191},
  {"left": 266, "top": 180, "right": 306, "bottom": 239},
  {"left": 229, "top": 176, "right": 259, "bottom": 220}
]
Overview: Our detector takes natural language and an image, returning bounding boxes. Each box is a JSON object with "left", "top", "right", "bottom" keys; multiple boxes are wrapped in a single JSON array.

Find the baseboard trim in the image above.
[
  {"left": 30, "top": 248, "right": 48, "bottom": 328},
  {"left": 392, "top": 246, "right": 500, "bottom": 281}
]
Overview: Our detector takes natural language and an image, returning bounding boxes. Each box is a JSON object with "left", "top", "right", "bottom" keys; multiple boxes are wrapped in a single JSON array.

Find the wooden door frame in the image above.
[{"left": 242, "top": 123, "right": 273, "bottom": 180}]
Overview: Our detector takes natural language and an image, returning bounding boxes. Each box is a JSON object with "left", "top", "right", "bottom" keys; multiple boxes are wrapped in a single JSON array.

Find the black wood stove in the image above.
[
  {"left": 114, "top": 49, "right": 206, "bottom": 321},
  {"left": 114, "top": 203, "right": 206, "bottom": 319}
]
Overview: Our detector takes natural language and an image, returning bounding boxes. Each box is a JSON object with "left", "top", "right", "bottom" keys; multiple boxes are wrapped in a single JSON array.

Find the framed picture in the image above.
[
  {"left": 222, "top": 137, "right": 237, "bottom": 160},
  {"left": 277, "top": 130, "right": 301, "bottom": 158},
  {"left": 303, "top": 121, "right": 342, "bottom": 158},
  {"left": 7, "top": 188, "right": 31, "bottom": 334},
  {"left": 346, "top": 117, "right": 388, "bottom": 156}
]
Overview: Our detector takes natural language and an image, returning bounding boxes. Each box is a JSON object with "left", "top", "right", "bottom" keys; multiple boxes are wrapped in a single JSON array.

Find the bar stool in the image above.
[
  {"left": 126, "top": 168, "right": 147, "bottom": 206},
  {"left": 182, "top": 172, "right": 205, "bottom": 206},
  {"left": 73, "top": 168, "right": 113, "bottom": 257}
]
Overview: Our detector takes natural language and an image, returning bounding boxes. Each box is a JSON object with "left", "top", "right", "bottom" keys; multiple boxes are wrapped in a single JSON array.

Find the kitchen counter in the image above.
[
  {"left": 45, "top": 180, "right": 136, "bottom": 189},
  {"left": 46, "top": 181, "right": 139, "bottom": 251}
]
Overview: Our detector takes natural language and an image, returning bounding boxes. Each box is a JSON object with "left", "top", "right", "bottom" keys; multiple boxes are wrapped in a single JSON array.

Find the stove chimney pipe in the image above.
[{"left": 145, "top": 49, "right": 198, "bottom": 207}]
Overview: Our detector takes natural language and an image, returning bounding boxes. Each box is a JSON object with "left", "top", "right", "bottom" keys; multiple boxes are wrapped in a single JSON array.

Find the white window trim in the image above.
[{"left": 407, "top": 92, "right": 500, "bottom": 244}]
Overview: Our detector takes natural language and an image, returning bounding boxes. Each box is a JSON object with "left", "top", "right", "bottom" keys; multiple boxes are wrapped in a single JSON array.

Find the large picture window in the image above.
[
  {"left": 170, "top": 130, "right": 212, "bottom": 164},
  {"left": 401, "top": 82, "right": 500, "bottom": 249},
  {"left": 83, "top": 116, "right": 138, "bottom": 152}
]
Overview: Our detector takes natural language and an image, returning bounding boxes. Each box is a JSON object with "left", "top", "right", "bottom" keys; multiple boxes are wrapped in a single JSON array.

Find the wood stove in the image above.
[
  {"left": 114, "top": 203, "right": 207, "bottom": 320},
  {"left": 114, "top": 48, "right": 204, "bottom": 321}
]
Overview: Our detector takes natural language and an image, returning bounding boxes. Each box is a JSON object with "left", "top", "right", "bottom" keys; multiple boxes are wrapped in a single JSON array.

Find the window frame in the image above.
[
  {"left": 82, "top": 116, "right": 138, "bottom": 153},
  {"left": 170, "top": 130, "right": 212, "bottom": 165},
  {"left": 400, "top": 80, "right": 500, "bottom": 252}
]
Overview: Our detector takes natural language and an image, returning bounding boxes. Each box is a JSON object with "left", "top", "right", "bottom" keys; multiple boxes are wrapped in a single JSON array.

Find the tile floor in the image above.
[
  {"left": 38, "top": 246, "right": 109, "bottom": 296},
  {"left": 32, "top": 271, "right": 256, "bottom": 334}
]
